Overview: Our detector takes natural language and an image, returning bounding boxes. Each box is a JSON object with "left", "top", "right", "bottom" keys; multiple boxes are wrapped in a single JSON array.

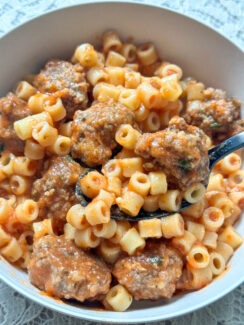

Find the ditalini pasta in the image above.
[{"left": 0, "top": 30, "right": 243, "bottom": 312}]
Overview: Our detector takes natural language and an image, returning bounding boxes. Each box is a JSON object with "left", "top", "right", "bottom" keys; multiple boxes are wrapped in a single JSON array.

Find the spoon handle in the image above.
[{"left": 209, "top": 131, "right": 244, "bottom": 170}]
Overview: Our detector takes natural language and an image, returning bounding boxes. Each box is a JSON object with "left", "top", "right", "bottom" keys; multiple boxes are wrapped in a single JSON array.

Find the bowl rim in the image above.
[
  {"left": 1, "top": 261, "right": 243, "bottom": 324},
  {"left": 0, "top": 1, "right": 244, "bottom": 323},
  {"left": 1, "top": 0, "right": 243, "bottom": 55}
]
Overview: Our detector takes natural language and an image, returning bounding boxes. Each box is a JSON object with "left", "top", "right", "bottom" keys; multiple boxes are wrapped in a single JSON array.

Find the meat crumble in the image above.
[
  {"left": 113, "top": 241, "right": 183, "bottom": 300},
  {"left": 184, "top": 87, "right": 243, "bottom": 141},
  {"left": 28, "top": 235, "right": 111, "bottom": 301},
  {"left": 0, "top": 92, "right": 31, "bottom": 154},
  {"left": 135, "top": 116, "right": 209, "bottom": 190},
  {"left": 34, "top": 59, "right": 88, "bottom": 119},
  {"left": 71, "top": 100, "right": 135, "bottom": 166},
  {"left": 31, "top": 156, "right": 84, "bottom": 232}
]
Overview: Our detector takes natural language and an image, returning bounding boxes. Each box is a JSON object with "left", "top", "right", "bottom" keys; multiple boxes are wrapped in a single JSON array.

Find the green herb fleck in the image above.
[
  {"left": 63, "top": 270, "right": 69, "bottom": 275},
  {"left": 178, "top": 159, "right": 192, "bottom": 172},
  {"left": 129, "top": 112, "right": 135, "bottom": 123},
  {"left": 155, "top": 284, "right": 158, "bottom": 288},
  {"left": 156, "top": 257, "right": 164, "bottom": 267},
  {"left": 59, "top": 175, "right": 64, "bottom": 181},
  {"left": 210, "top": 122, "right": 221, "bottom": 129},
  {"left": 66, "top": 155, "right": 73, "bottom": 162},
  {"left": 0, "top": 143, "right": 5, "bottom": 153}
]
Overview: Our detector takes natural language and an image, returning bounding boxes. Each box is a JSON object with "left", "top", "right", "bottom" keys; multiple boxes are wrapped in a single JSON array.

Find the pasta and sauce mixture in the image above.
[{"left": 0, "top": 31, "right": 243, "bottom": 311}]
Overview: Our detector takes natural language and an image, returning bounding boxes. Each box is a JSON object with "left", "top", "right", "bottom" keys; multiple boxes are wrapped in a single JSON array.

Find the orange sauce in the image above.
[
  {"left": 38, "top": 291, "right": 65, "bottom": 304},
  {"left": 214, "top": 265, "right": 231, "bottom": 281}
]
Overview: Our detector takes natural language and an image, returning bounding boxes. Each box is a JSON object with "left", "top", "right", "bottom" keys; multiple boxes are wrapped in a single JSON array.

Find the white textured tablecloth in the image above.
[{"left": 0, "top": 1, "right": 244, "bottom": 324}]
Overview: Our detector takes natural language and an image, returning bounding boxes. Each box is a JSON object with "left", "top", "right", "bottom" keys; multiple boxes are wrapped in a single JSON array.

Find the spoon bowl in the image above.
[{"left": 76, "top": 132, "right": 244, "bottom": 221}]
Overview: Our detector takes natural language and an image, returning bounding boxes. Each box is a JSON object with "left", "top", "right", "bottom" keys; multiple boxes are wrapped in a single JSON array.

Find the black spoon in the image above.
[{"left": 76, "top": 132, "right": 244, "bottom": 221}]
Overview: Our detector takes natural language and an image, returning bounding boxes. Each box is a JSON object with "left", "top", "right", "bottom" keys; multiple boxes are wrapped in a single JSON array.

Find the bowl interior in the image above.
[{"left": 0, "top": 2, "right": 244, "bottom": 323}]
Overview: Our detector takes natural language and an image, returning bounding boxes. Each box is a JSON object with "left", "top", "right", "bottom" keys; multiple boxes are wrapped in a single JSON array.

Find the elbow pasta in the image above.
[
  {"left": 1, "top": 237, "right": 22, "bottom": 262},
  {"left": 0, "top": 31, "right": 244, "bottom": 311},
  {"left": 0, "top": 198, "right": 13, "bottom": 223},
  {"left": 144, "top": 111, "right": 161, "bottom": 132},
  {"left": 28, "top": 93, "right": 47, "bottom": 114},
  {"left": 13, "top": 157, "right": 37, "bottom": 176},
  {"left": 0, "top": 225, "right": 11, "bottom": 247},
  {"left": 120, "top": 227, "right": 145, "bottom": 255},
  {"left": 15, "top": 200, "right": 39, "bottom": 224},
  {"left": 14, "top": 111, "right": 53, "bottom": 140},
  {"left": 202, "top": 231, "right": 218, "bottom": 249},
  {"left": 32, "top": 121, "right": 58, "bottom": 147},
  {"left": 74, "top": 43, "right": 98, "bottom": 67},
  {"left": 66, "top": 204, "right": 88, "bottom": 230},
  {"left": 58, "top": 121, "right": 72, "bottom": 137},
  {"left": 116, "top": 191, "right": 144, "bottom": 216},
  {"left": 158, "top": 190, "right": 182, "bottom": 212},
  {"left": 93, "top": 219, "right": 117, "bottom": 239},
  {"left": 121, "top": 43, "right": 137, "bottom": 62},
  {"left": 118, "top": 88, "right": 140, "bottom": 110},
  {"left": 63, "top": 223, "right": 76, "bottom": 240},
  {"left": 97, "top": 239, "right": 121, "bottom": 264},
  {"left": 115, "top": 124, "right": 140, "bottom": 149},
  {"left": 187, "top": 243, "right": 210, "bottom": 269},
  {"left": 103, "top": 31, "right": 122, "bottom": 54},
  {"left": 128, "top": 171, "right": 150, "bottom": 197},
  {"left": 186, "top": 220, "right": 205, "bottom": 241},
  {"left": 143, "top": 195, "right": 159, "bottom": 212},
  {"left": 105, "top": 51, "right": 126, "bottom": 67},
  {"left": 74, "top": 227, "right": 100, "bottom": 249},
  {"left": 110, "top": 220, "right": 131, "bottom": 244},
  {"left": 85, "top": 200, "right": 110, "bottom": 226},
  {"left": 24, "top": 139, "right": 45, "bottom": 160},
  {"left": 138, "top": 218, "right": 162, "bottom": 238},
  {"left": 9, "top": 175, "right": 30, "bottom": 195},
  {"left": 105, "top": 284, "right": 132, "bottom": 312},
  {"left": 87, "top": 67, "right": 108, "bottom": 86},
  {"left": 161, "top": 213, "right": 184, "bottom": 238},
  {"left": 137, "top": 43, "right": 158, "bottom": 66},
  {"left": 209, "top": 252, "right": 226, "bottom": 275},
  {"left": 43, "top": 96, "right": 66, "bottom": 121},
  {"left": 47, "top": 135, "right": 71, "bottom": 155},
  {"left": 79, "top": 171, "right": 107, "bottom": 198},
  {"left": 16, "top": 81, "right": 37, "bottom": 100},
  {"left": 183, "top": 183, "right": 205, "bottom": 204},
  {"left": 107, "top": 67, "right": 125, "bottom": 86}
]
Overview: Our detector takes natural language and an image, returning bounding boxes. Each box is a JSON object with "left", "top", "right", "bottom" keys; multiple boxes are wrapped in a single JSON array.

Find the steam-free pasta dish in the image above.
[{"left": 0, "top": 31, "right": 243, "bottom": 312}]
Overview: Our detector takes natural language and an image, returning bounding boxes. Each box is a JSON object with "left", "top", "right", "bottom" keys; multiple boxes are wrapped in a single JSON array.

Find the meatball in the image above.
[
  {"left": 113, "top": 241, "right": 183, "bottom": 300},
  {"left": 28, "top": 235, "right": 111, "bottom": 301},
  {"left": 31, "top": 156, "right": 84, "bottom": 231},
  {"left": 33, "top": 59, "right": 88, "bottom": 119},
  {"left": 184, "top": 87, "right": 243, "bottom": 140},
  {"left": 228, "top": 119, "right": 244, "bottom": 138},
  {"left": 135, "top": 116, "right": 209, "bottom": 190},
  {"left": 71, "top": 100, "right": 135, "bottom": 166},
  {"left": 0, "top": 92, "right": 31, "bottom": 154}
]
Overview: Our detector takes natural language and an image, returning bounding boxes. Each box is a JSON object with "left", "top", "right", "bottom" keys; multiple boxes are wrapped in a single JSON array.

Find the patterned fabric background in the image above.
[{"left": 0, "top": 1, "right": 244, "bottom": 324}]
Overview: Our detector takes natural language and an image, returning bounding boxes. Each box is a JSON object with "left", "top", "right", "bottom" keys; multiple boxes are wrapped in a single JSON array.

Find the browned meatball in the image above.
[
  {"left": 34, "top": 59, "right": 88, "bottom": 119},
  {"left": 31, "top": 156, "right": 84, "bottom": 231},
  {"left": 184, "top": 87, "right": 243, "bottom": 140},
  {"left": 71, "top": 100, "right": 135, "bottom": 166},
  {"left": 228, "top": 119, "right": 244, "bottom": 138},
  {"left": 0, "top": 92, "right": 31, "bottom": 154},
  {"left": 135, "top": 116, "right": 209, "bottom": 190},
  {"left": 113, "top": 241, "right": 183, "bottom": 300},
  {"left": 28, "top": 235, "right": 111, "bottom": 301}
]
